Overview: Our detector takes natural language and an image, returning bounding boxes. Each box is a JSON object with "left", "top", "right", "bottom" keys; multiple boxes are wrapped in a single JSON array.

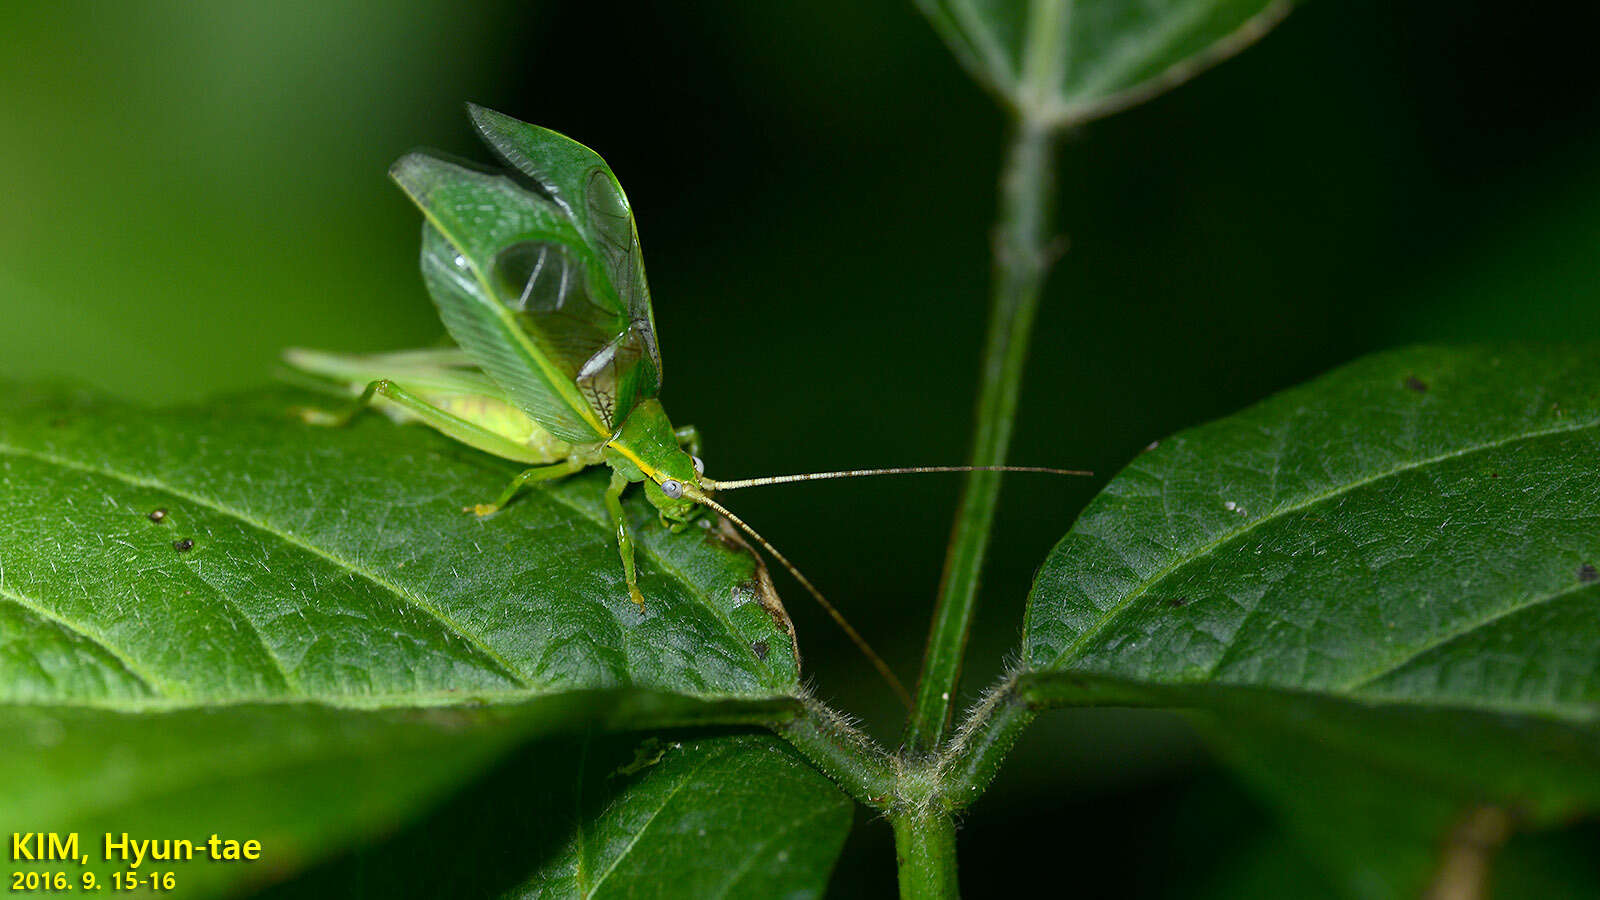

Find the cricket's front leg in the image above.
[
  {"left": 469, "top": 458, "right": 586, "bottom": 516},
  {"left": 604, "top": 469, "right": 645, "bottom": 608}
]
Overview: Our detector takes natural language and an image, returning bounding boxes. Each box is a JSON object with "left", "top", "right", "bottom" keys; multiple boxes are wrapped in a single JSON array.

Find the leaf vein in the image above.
[
  {"left": 1340, "top": 579, "right": 1600, "bottom": 692},
  {"left": 0, "top": 442, "right": 530, "bottom": 689},
  {"left": 528, "top": 485, "right": 778, "bottom": 684},
  {"left": 583, "top": 746, "right": 722, "bottom": 897},
  {"left": 1043, "top": 418, "right": 1600, "bottom": 669},
  {"left": 0, "top": 583, "right": 170, "bottom": 697}
]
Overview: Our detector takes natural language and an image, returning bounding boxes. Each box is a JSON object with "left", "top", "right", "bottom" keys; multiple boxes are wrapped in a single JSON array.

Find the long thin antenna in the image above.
[
  {"left": 702, "top": 465, "right": 1092, "bottom": 492},
  {"left": 690, "top": 489, "right": 913, "bottom": 711}
]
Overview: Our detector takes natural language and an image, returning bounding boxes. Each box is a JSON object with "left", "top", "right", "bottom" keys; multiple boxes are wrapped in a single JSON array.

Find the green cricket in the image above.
[{"left": 285, "top": 104, "right": 1084, "bottom": 706}]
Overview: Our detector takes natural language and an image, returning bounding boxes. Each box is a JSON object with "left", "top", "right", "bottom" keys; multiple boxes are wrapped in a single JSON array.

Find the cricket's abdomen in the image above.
[{"left": 426, "top": 392, "right": 573, "bottom": 462}]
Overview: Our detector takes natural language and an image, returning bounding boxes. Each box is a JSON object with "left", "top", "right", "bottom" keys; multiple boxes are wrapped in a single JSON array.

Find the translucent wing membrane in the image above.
[
  {"left": 490, "top": 240, "right": 649, "bottom": 426},
  {"left": 582, "top": 168, "right": 662, "bottom": 396},
  {"left": 469, "top": 105, "right": 662, "bottom": 394},
  {"left": 392, "top": 141, "right": 660, "bottom": 444}
]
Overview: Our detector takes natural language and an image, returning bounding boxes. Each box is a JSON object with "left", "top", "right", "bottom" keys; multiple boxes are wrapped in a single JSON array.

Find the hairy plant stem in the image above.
[
  {"left": 775, "top": 697, "right": 896, "bottom": 808},
  {"left": 941, "top": 673, "right": 1038, "bottom": 806},
  {"left": 906, "top": 120, "right": 1061, "bottom": 753},
  {"left": 892, "top": 808, "right": 959, "bottom": 900}
]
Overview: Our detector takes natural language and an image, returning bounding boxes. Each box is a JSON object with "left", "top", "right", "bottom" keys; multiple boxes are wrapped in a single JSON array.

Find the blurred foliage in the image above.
[{"left": 5, "top": 0, "right": 1599, "bottom": 896}]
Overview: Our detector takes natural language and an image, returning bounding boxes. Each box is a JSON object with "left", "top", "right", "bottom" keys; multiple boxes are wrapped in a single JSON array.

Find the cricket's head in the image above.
[
  {"left": 606, "top": 399, "right": 705, "bottom": 529},
  {"left": 643, "top": 449, "right": 703, "bottom": 527}
]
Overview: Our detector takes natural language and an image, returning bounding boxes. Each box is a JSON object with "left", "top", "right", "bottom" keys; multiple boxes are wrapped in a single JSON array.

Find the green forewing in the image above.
[
  {"left": 391, "top": 153, "right": 603, "bottom": 443},
  {"left": 392, "top": 114, "right": 662, "bottom": 443},
  {"left": 469, "top": 105, "right": 663, "bottom": 400}
]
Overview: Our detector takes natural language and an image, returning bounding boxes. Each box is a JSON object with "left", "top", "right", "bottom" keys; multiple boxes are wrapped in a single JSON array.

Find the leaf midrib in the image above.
[
  {"left": 0, "top": 582, "right": 169, "bottom": 696},
  {"left": 1035, "top": 417, "right": 1600, "bottom": 671},
  {"left": 1023, "top": 670, "right": 1600, "bottom": 725},
  {"left": 0, "top": 434, "right": 786, "bottom": 700},
  {"left": 0, "top": 440, "right": 530, "bottom": 691},
  {"left": 1338, "top": 578, "right": 1600, "bottom": 693},
  {"left": 582, "top": 745, "right": 721, "bottom": 898}
]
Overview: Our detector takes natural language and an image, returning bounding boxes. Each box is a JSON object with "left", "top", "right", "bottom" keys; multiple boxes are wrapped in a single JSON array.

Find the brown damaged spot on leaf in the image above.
[
  {"left": 709, "top": 518, "right": 798, "bottom": 661},
  {"left": 1404, "top": 375, "right": 1429, "bottom": 393}
]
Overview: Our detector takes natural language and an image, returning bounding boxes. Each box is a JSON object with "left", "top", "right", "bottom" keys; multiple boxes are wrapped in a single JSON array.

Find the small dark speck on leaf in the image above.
[
  {"left": 50, "top": 417, "right": 70, "bottom": 429},
  {"left": 172, "top": 539, "right": 194, "bottom": 553},
  {"left": 1490, "top": 472, "right": 1500, "bottom": 479},
  {"left": 1579, "top": 563, "right": 1597, "bottom": 584},
  {"left": 148, "top": 508, "right": 168, "bottom": 524},
  {"left": 751, "top": 640, "right": 770, "bottom": 661},
  {"left": 1404, "top": 375, "right": 1428, "bottom": 393},
  {"left": 1166, "top": 597, "right": 1189, "bottom": 608}
]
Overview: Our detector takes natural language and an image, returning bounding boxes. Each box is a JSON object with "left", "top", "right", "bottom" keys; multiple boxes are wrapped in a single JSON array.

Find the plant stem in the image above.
[
  {"left": 941, "top": 673, "right": 1037, "bottom": 806},
  {"left": 892, "top": 809, "right": 959, "bottom": 899},
  {"left": 774, "top": 697, "right": 896, "bottom": 808},
  {"left": 906, "top": 120, "right": 1060, "bottom": 751}
]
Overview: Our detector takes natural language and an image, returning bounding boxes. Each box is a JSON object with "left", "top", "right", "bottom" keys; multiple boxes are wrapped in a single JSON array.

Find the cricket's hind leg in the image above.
[
  {"left": 292, "top": 378, "right": 398, "bottom": 427},
  {"left": 603, "top": 469, "right": 646, "bottom": 608},
  {"left": 297, "top": 379, "right": 567, "bottom": 462}
]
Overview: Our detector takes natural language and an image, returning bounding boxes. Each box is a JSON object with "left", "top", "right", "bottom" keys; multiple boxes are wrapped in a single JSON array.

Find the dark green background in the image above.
[{"left": 5, "top": 0, "right": 1598, "bottom": 895}]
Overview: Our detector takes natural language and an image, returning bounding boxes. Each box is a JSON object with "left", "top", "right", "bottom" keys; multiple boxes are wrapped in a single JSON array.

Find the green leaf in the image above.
[
  {"left": 502, "top": 733, "right": 852, "bottom": 899},
  {"left": 916, "top": 0, "right": 1292, "bottom": 128},
  {"left": 263, "top": 732, "right": 853, "bottom": 899},
  {"left": 0, "top": 386, "right": 798, "bottom": 703},
  {"left": 0, "top": 385, "right": 803, "bottom": 893},
  {"left": 1023, "top": 346, "right": 1600, "bottom": 891},
  {"left": 2, "top": 693, "right": 784, "bottom": 898}
]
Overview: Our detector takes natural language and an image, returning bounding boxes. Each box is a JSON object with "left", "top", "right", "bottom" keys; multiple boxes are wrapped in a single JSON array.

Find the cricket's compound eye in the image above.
[
  {"left": 660, "top": 479, "right": 684, "bottom": 499},
  {"left": 691, "top": 455, "right": 705, "bottom": 476}
]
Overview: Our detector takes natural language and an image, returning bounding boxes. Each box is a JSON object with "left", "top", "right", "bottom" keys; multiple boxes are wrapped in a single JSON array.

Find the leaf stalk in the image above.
[{"left": 776, "top": 697, "right": 898, "bottom": 808}]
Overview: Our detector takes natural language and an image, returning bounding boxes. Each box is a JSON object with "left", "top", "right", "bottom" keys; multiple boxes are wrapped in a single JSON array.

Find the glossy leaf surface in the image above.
[
  {"left": 0, "top": 387, "right": 798, "bottom": 703},
  {"left": 916, "top": 0, "right": 1291, "bottom": 127},
  {"left": 0, "top": 386, "right": 802, "bottom": 894},
  {"left": 1024, "top": 346, "right": 1600, "bottom": 891}
]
